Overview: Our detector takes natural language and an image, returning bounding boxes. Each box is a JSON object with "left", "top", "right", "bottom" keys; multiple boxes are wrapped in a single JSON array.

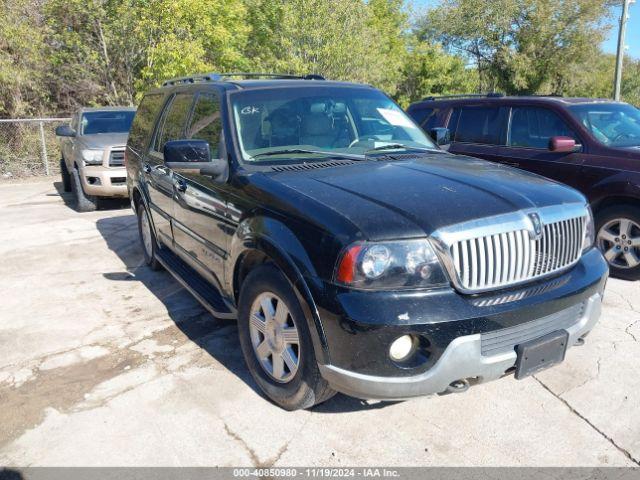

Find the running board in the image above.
[{"left": 155, "top": 248, "right": 236, "bottom": 320}]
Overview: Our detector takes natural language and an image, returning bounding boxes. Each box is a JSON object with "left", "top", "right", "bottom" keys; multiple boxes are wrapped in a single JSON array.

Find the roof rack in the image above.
[
  {"left": 421, "top": 92, "right": 505, "bottom": 101},
  {"left": 525, "top": 93, "right": 564, "bottom": 97},
  {"left": 161, "top": 72, "right": 325, "bottom": 87}
]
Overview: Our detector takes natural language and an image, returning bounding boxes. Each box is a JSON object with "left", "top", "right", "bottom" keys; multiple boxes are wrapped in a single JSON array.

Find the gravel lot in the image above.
[{"left": 1, "top": 179, "right": 639, "bottom": 467}]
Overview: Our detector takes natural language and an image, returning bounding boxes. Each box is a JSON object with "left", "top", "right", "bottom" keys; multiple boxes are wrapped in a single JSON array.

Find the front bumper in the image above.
[
  {"left": 314, "top": 248, "right": 608, "bottom": 400},
  {"left": 319, "top": 292, "right": 601, "bottom": 400},
  {"left": 81, "top": 165, "right": 128, "bottom": 197}
]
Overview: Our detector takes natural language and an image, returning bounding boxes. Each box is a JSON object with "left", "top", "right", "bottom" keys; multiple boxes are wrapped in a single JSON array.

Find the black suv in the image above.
[{"left": 126, "top": 73, "right": 607, "bottom": 410}]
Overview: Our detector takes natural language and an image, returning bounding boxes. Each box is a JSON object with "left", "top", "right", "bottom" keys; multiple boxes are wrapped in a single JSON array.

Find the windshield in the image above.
[
  {"left": 81, "top": 111, "right": 135, "bottom": 135},
  {"left": 230, "top": 86, "right": 436, "bottom": 162},
  {"left": 568, "top": 103, "right": 640, "bottom": 148}
]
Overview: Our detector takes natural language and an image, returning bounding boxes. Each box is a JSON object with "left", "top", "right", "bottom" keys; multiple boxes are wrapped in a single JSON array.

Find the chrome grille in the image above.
[
  {"left": 109, "top": 149, "right": 125, "bottom": 167},
  {"left": 432, "top": 204, "right": 588, "bottom": 293}
]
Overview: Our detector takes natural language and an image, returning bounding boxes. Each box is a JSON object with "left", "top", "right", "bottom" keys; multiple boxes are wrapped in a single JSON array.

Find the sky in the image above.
[{"left": 411, "top": 0, "right": 640, "bottom": 60}]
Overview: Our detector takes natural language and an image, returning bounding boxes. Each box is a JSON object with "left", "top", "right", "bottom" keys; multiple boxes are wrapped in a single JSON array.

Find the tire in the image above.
[
  {"left": 137, "top": 202, "right": 162, "bottom": 271},
  {"left": 237, "top": 265, "right": 335, "bottom": 410},
  {"left": 70, "top": 168, "right": 97, "bottom": 212},
  {"left": 60, "top": 158, "right": 72, "bottom": 192},
  {"left": 595, "top": 205, "right": 640, "bottom": 280}
]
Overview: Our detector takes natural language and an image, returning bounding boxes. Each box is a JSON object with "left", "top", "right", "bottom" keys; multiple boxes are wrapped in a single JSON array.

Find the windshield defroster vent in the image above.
[{"left": 271, "top": 160, "right": 357, "bottom": 172}]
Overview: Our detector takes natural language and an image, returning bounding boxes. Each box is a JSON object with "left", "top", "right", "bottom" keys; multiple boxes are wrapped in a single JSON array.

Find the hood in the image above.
[
  {"left": 78, "top": 133, "right": 129, "bottom": 149},
  {"left": 265, "top": 153, "right": 586, "bottom": 241}
]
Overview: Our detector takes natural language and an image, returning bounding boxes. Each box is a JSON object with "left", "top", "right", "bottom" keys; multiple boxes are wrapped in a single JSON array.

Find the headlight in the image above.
[
  {"left": 82, "top": 149, "right": 104, "bottom": 165},
  {"left": 583, "top": 206, "right": 595, "bottom": 252},
  {"left": 335, "top": 239, "right": 448, "bottom": 289}
]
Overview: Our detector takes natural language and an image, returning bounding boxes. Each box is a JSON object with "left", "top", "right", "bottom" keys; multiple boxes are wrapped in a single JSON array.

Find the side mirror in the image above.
[
  {"left": 429, "top": 127, "right": 450, "bottom": 147},
  {"left": 55, "top": 125, "right": 76, "bottom": 137},
  {"left": 163, "top": 139, "right": 226, "bottom": 177},
  {"left": 549, "top": 136, "right": 578, "bottom": 153}
]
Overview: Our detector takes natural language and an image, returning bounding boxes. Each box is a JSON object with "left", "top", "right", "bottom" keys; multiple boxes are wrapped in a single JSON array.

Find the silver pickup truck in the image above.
[{"left": 56, "top": 107, "right": 135, "bottom": 211}]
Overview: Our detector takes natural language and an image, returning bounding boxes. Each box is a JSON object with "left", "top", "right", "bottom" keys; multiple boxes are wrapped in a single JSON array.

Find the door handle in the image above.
[
  {"left": 143, "top": 164, "right": 152, "bottom": 174},
  {"left": 175, "top": 179, "right": 187, "bottom": 193}
]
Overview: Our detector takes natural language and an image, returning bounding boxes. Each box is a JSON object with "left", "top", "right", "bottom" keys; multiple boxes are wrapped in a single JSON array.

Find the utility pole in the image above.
[{"left": 614, "top": 0, "right": 632, "bottom": 101}]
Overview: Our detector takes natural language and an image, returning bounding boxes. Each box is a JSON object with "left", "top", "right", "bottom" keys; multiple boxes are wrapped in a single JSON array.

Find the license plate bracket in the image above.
[{"left": 514, "top": 330, "right": 569, "bottom": 379}]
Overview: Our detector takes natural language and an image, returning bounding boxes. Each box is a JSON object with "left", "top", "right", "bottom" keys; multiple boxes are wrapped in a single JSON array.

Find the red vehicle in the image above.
[{"left": 407, "top": 95, "right": 640, "bottom": 280}]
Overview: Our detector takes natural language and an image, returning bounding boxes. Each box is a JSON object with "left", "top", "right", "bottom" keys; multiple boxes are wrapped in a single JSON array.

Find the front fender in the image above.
[
  {"left": 227, "top": 216, "right": 330, "bottom": 364},
  {"left": 589, "top": 171, "right": 640, "bottom": 207}
]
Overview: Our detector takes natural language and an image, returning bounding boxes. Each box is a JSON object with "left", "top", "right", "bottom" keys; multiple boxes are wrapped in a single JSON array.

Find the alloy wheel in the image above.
[
  {"left": 249, "top": 292, "right": 300, "bottom": 383},
  {"left": 597, "top": 217, "right": 640, "bottom": 269}
]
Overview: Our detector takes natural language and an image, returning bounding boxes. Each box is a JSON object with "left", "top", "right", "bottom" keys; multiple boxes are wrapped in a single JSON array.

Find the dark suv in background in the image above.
[
  {"left": 407, "top": 95, "right": 640, "bottom": 280},
  {"left": 126, "top": 73, "right": 606, "bottom": 410}
]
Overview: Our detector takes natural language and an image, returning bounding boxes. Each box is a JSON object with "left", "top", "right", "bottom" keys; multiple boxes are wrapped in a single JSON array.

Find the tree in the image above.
[
  {"left": 44, "top": 0, "right": 122, "bottom": 110},
  {"left": 366, "top": 0, "right": 410, "bottom": 96},
  {"left": 395, "top": 41, "right": 478, "bottom": 107},
  {"left": 0, "top": 0, "right": 48, "bottom": 117},
  {"left": 42, "top": 0, "right": 249, "bottom": 108},
  {"left": 131, "top": 0, "right": 249, "bottom": 96},
  {"left": 242, "top": 0, "right": 411, "bottom": 93},
  {"left": 422, "top": 0, "right": 613, "bottom": 95},
  {"left": 558, "top": 52, "right": 640, "bottom": 105}
]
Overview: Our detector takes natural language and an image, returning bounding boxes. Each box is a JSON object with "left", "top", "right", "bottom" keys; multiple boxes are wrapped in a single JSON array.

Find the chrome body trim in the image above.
[{"left": 430, "top": 203, "right": 589, "bottom": 294}]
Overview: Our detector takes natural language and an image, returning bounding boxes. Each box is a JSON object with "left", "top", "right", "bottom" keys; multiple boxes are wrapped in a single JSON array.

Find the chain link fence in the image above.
[{"left": 0, "top": 118, "right": 71, "bottom": 179}]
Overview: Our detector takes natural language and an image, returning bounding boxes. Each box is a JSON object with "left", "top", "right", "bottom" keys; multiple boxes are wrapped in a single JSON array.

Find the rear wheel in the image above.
[
  {"left": 237, "top": 265, "right": 335, "bottom": 410},
  {"left": 137, "top": 203, "right": 162, "bottom": 271},
  {"left": 596, "top": 205, "right": 640, "bottom": 280},
  {"left": 60, "top": 158, "right": 72, "bottom": 192},
  {"left": 70, "top": 168, "right": 97, "bottom": 212}
]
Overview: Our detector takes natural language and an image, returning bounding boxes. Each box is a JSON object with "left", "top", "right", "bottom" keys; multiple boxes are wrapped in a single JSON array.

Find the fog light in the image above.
[{"left": 389, "top": 335, "right": 415, "bottom": 362}]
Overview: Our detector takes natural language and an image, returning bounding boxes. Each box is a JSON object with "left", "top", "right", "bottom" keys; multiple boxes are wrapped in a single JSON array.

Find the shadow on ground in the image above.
[
  {"left": 96, "top": 213, "right": 397, "bottom": 413},
  {"left": 0, "top": 469, "right": 24, "bottom": 480},
  {"left": 52, "top": 180, "right": 129, "bottom": 212}
]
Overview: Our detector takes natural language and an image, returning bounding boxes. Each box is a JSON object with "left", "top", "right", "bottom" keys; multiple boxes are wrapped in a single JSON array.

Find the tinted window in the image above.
[
  {"left": 422, "top": 109, "right": 441, "bottom": 131},
  {"left": 128, "top": 94, "right": 164, "bottom": 153},
  {"left": 186, "top": 93, "right": 222, "bottom": 158},
  {"left": 81, "top": 111, "right": 135, "bottom": 135},
  {"left": 411, "top": 107, "right": 443, "bottom": 133},
  {"left": 410, "top": 107, "right": 433, "bottom": 126},
  {"left": 454, "top": 106, "right": 504, "bottom": 145},
  {"left": 509, "top": 107, "right": 576, "bottom": 149},
  {"left": 568, "top": 103, "right": 640, "bottom": 147},
  {"left": 154, "top": 93, "right": 194, "bottom": 153}
]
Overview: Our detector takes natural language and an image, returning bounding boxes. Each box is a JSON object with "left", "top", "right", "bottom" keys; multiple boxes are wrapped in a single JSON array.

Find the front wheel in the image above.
[
  {"left": 60, "top": 159, "right": 72, "bottom": 192},
  {"left": 237, "top": 265, "right": 335, "bottom": 410},
  {"left": 70, "top": 168, "right": 97, "bottom": 212},
  {"left": 596, "top": 205, "right": 640, "bottom": 280},
  {"left": 137, "top": 203, "right": 162, "bottom": 271}
]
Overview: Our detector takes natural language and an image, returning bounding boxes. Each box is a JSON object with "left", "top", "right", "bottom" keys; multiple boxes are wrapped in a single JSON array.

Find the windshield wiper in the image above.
[
  {"left": 365, "top": 144, "right": 441, "bottom": 154},
  {"left": 250, "top": 148, "right": 364, "bottom": 161}
]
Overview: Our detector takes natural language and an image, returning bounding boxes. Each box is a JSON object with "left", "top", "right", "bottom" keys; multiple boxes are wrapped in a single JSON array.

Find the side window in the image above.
[
  {"left": 186, "top": 93, "right": 222, "bottom": 158},
  {"left": 509, "top": 107, "right": 577, "bottom": 149},
  {"left": 411, "top": 108, "right": 434, "bottom": 128},
  {"left": 422, "top": 109, "right": 441, "bottom": 131},
  {"left": 127, "top": 93, "right": 164, "bottom": 153},
  {"left": 411, "top": 107, "right": 442, "bottom": 132},
  {"left": 153, "top": 93, "right": 194, "bottom": 154},
  {"left": 454, "top": 106, "right": 505, "bottom": 145}
]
